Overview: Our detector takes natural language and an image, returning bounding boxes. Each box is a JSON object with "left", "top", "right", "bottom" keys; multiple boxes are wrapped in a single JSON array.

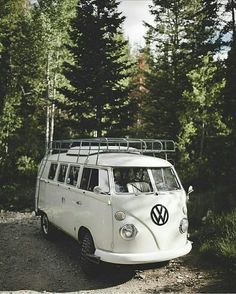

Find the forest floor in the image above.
[{"left": 0, "top": 211, "right": 235, "bottom": 294}]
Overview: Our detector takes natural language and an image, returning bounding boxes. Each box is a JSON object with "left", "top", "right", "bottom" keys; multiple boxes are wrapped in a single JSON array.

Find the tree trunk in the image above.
[
  {"left": 200, "top": 121, "right": 205, "bottom": 159},
  {"left": 96, "top": 104, "right": 102, "bottom": 137},
  {"left": 232, "top": 0, "right": 236, "bottom": 41}
]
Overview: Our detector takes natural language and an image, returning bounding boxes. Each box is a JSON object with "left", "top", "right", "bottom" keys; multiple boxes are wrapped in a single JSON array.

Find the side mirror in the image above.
[
  {"left": 188, "top": 185, "right": 194, "bottom": 195},
  {"left": 187, "top": 185, "right": 194, "bottom": 200}
]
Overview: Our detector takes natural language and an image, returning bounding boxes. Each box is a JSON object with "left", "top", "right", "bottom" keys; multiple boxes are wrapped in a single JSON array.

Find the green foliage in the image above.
[
  {"left": 137, "top": 0, "right": 220, "bottom": 140},
  {"left": 0, "top": 0, "right": 76, "bottom": 180},
  {"left": 0, "top": 0, "right": 234, "bottom": 235},
  {"left": 0, "top": 182, "right": 35, "bottom": 211},
  {"left": 60, "top": 0, "right": 133, "bottom": 137},
  {"left": 224, "top": 40, "right": 236, "bottom": 132},
  {"left": 0, "top": 0, "right": 44, "bottom": 178},
  {"left": 16, "top": 156, "right": 38, "bottom": 177},
  {"left": 194, "top": 210, "right": 236, "bottom": 271},
  {"left": 188, "top": 183, "right": 236, "bottom": 227},
  {"left": 178, "top": 54, "right": 229, "bottom": 169}
]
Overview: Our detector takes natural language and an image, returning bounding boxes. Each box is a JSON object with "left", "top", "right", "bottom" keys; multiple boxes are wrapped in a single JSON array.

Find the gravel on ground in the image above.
[{"left": 0, "top": 211, "right": 235, "bottom": 293}]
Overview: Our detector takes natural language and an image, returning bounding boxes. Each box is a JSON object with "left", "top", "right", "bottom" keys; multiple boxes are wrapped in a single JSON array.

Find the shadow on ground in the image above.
[
  {"left": 183, "top": 250, "right": 235, "bottom": 293},
  {"left": 0, "top": 221, "right": 136, "bottom": 292}
]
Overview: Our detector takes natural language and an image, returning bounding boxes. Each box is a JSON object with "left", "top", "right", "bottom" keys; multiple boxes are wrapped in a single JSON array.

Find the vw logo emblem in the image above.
[{"left": 151, "top": 204, "right": 169, "bottom": 226}]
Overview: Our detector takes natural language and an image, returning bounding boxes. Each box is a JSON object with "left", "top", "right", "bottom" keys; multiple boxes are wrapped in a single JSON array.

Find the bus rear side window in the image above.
[
  {"left": 48, "top": 163, "right": 58, "bottom": 180},
  {"left": 80, "top": 168, "right": 91, "bottom": 190},
  {"left": 80, "top": 168, "right": 98, "bottom": 191},
  {"left": 58, "top": 164, "right": 68, "bottom": 183},
  {"left": 88, "top": 169, "right": 98, "bottom": 191},
  {"left": 67, "top": 165, "right": 80, "bottom": 186}
]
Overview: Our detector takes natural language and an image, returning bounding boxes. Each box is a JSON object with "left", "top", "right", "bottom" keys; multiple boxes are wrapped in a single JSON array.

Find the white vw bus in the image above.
[{"left": 35, "top": 138, "right": 192, "bottom": 274}]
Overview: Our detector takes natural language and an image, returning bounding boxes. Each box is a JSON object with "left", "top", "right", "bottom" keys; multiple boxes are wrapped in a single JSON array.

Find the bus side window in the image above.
[
  {"left": 99, "top": 169, "right": 110, "bottom": 193},
  {"left": 58, "top": 164, "right": 68, "bottom": 183},
  {"left": 88, "top": 169, "right": 98, "bottom": 191},
  {"left": 48, "top": 163, "right": 58, "bottom": 180},
  {"left": 80, "top": 168, "right": 98, "bottom": 191},
  {"left": 67, "top": 165, "right": 80, "bottom": 186},
  {"left": 80, "top": 168, "right": 91, "bottom": 190}
]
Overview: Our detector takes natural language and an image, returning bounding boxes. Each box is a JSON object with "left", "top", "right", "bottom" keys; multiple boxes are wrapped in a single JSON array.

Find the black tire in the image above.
[
  {"left": 80, "top": 232, "right": 99, "bottom": 275},
  {"left": 40, "top": 213, "right": 54, "bottom": 240}
]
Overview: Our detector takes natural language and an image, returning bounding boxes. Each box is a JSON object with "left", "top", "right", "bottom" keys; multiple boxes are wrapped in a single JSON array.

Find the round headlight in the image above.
[
  {"left": 120, "top": 224, "right": 138, "bottom": 240},
  {"left": 179, "top": 218, "right": 189, "bottom": 234},
  {"left": 115, "top": 211, "right": 126, "bottom": 221}
]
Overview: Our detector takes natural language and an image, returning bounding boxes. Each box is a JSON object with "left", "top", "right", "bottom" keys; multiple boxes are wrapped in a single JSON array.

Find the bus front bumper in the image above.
[{"left": 95, "top": 240, "right": 192, "bottom": 265}]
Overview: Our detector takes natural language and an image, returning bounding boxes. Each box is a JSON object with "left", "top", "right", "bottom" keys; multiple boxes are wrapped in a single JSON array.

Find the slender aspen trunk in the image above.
[
  {"left": 45, "top": 53, "right": 51, "bottom": 153},
  {"left": 200, "top": 121, "right": 205, "bottom": 159},
  {"left": 96, "top": 104, "right": 102, "bottom": 137},
  {"left": 232, "top": 0, "right": 236, "bottom": 41}
]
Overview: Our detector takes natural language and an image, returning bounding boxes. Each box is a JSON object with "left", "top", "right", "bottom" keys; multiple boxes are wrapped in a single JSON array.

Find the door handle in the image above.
[{"left": 75, "top": 201, "right": 82, "bottom": 205}]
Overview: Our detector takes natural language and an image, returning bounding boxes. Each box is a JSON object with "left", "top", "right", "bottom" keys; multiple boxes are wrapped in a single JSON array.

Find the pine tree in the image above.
[
  {"left": 29, "top": 0, "right": 77, "bottom": 147},
  {"left": 127, "top": 49, "right": 150, "bottom": 137},
  {"left": 61, "top": 0, "right": 133, "bottom": 137},
  {"left": 0, "top": 0, "right": 76, "bottom": 179},
  {"left": 178, "top": 54, "right": 228, "bottom": 161},
  {"left": 138, "top": 0, "right": 220, "bottom": 140},
  {"left": 0, "top": 0, "right": 34, "bottom": 176}
]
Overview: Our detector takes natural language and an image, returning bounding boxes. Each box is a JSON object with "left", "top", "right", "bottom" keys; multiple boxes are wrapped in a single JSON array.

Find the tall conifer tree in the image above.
[
  {"left": 61, "top": 0, "right": 132, "bottom": 137},
  {"left": 0, "top": 0, "right": 76, "bottom": 179},
  {"left": 139, "top": 0, "right": 219, "bottom": 139}
]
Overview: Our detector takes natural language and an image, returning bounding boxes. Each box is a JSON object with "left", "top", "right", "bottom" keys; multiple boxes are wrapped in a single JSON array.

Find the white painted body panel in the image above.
[
  {"left": 35, "top": 149, "right": 192, "bottom": 264},
  {"left": 111, "top": 191, "right": 187, "bottom": 253},
  {"left": 75, "top": 191, "right": 113, "bottom": 251},
  {"left": 96, "top": 241, "right": 192, "bottom": 264}
]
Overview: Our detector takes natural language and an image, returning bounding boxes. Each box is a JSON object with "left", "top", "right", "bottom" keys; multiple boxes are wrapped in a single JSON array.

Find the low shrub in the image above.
[
  {"left": 193, "top": 210, "right": 236, "bottom": 271},
  {"left": 0, "top": 181, "right": 35, "bottom": 212},
  {"left": 188, "top": 184, "right": 236, "bottom": 228}
]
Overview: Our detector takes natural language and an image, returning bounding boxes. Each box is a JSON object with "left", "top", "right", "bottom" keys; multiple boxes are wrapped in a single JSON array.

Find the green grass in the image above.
[
  {"left": 188, "top": 184, "right": 236, "bottom": 228},
  {"left": 193, "top": 209, "right": 236, "bottom": 272},
  {"left": 0, "top": 182, "right": 35, "bottom": 212}
]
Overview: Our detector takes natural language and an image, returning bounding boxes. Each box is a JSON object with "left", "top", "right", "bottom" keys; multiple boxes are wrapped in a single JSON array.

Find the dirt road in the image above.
[{"left": 0, "top": 211, "right": 235, "bottom": 293}]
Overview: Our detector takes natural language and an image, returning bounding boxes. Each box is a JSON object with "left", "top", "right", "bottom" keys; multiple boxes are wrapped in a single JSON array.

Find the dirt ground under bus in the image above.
[{"left": 0, "top": 211, "right": 235, "bottom": 294}]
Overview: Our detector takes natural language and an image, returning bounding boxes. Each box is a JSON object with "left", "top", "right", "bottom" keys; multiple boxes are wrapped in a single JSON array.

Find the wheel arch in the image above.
[
  {"left": 37, "top": 209, "right": 44, "bottom": 216},
  {"left": 78, "top": 226, "right": 92, "bottom": 244}
]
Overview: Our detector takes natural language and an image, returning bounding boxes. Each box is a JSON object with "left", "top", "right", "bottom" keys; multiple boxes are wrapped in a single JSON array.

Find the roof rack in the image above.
[{"left": 49, "top": 138, "right": 175, "bottom": 165}]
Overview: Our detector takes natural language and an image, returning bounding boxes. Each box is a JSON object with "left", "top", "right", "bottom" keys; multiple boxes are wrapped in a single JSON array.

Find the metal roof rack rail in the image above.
[{"left": 49, "top": 138, "right": 175, "bottom": 165}]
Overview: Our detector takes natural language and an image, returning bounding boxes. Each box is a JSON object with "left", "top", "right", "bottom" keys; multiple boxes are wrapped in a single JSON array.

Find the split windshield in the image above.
[
  {"left": 113, "top": 167, "right": 180, "bottom": 194},
  {"left": 151, "top": 167, "right": 180, "bottom": 191}
]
